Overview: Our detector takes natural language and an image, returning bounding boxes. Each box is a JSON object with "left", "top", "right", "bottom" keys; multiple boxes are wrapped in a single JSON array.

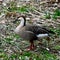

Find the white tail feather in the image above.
[{"left": 37, "top": 34, "right": 48, "bottom": 38}]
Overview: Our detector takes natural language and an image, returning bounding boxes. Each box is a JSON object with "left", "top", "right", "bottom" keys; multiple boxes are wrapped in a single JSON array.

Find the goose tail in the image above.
[
  {"left": 48, "top": 30, "right": 55, "bottom": 34},
  {"left": 42, "top": 27, "right": 55, "bottom": 34}
]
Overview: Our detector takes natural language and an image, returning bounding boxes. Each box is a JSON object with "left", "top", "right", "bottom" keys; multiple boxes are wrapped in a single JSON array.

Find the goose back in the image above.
[{"left": 25, "top": 25, "right": 50, "bottom": 35}]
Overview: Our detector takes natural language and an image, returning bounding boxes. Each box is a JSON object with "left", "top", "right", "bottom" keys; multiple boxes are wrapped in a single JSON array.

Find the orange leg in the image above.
[
  {"left": 27, "top": 40, "right": 35, "bottom": 51},
  {"left": 30, "top": 41, "right": 34, "bottom": 50}
]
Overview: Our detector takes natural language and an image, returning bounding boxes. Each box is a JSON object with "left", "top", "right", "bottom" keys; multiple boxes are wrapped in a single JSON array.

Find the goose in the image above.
[{"left": 14, "top": 15, "right": 55, "bottom": 50}]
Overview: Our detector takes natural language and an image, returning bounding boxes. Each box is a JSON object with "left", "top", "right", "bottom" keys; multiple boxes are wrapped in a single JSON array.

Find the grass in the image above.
[
  {"left": 0, "top": 30, "right": 59, "bottom": 60},
  {"left": 44, "top": 8, "right": 60, "bottom": 19},
  {"left": 0, "top": 21, "right": 60, "bottom": 60},
  {"left": 0, "top": 50, "right": 57, "bottom": 60},
  {"left": 2, "top": 1, "right": 37, "bottom": 14},
  {"left": 0, "top": 33, "right": 59, "bottom": 60},
  {"left": 0, "top": 1, "right": 60, "bottom": 60},
  {"left": 44, "top": 12, "right": 51, "bottom": 19},
  {"left": 52, "top": 45, "right": 60, "bottom": 50},
  {"left": 50, "top": 28, "right": 60, "bottom": 36}
]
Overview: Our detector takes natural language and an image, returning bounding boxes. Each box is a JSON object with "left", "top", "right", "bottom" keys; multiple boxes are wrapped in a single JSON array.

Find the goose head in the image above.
[
  {"left": 14, "top": 15, "right": 26, "bottom": 34},
  {"left": 13, "top": 15, "right": 26, "bottom": 26},
  {"left": 13, "top": 15, "right": 31, "bottom": 25},
  {"left": 17, "top": 15, "right": 26, "bottom": 26}
]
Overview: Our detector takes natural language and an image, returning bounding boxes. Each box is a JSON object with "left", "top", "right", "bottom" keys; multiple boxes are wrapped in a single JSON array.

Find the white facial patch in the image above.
[
  {"left": 26, "top": 18, "right": 30, "bottom": 21},
  {"left": 18, "top": 17, "right": 24, "bottom": 20},
  {"left": 37, "top": 34, "right": 48, "bottom": 38}
]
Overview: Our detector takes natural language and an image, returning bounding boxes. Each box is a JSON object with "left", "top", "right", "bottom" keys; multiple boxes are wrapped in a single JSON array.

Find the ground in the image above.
[{"left": 0, "top": 1, "right": 60, "bottom": 60}]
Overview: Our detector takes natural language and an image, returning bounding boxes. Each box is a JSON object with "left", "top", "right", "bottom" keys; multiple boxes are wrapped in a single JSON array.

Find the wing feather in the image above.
[{"left": 19, "top": 31, "right": 37, "bottom": 40}]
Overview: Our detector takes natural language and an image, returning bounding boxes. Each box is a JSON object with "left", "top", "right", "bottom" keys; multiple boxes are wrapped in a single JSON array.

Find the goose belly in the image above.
[{"left": 16, "top": 31, "right": 37, "bottom": 40}]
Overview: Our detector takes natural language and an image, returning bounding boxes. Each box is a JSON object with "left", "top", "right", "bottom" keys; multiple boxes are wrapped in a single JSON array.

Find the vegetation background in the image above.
[{"left": 0, "top": 0, "right": 60, "bottom": 60}]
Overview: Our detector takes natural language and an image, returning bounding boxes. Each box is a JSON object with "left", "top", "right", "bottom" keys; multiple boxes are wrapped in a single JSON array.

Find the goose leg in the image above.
[
  {"left": 27, "top": 40, "right": 35, "bottom": 50},
  {"left": 30, "top": 41, "right": 34, "bottom": 50},
  {"left": 46, "top": 37, "right": 51, "bottom": 46}
]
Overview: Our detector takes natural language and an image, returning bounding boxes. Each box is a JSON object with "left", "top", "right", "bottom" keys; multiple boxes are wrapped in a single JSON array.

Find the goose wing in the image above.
[
  {"left": 19, "top": 31, "right": 37, "bottom": 40},
  {"left": 25, "top": 25, "right": 55, "bottom": 35},
  {"left": 25, "top": 25, "right": 50, "bottom": 35},
  {"left": 40, "top": 27, "right": 55, "bottom": 34}
]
